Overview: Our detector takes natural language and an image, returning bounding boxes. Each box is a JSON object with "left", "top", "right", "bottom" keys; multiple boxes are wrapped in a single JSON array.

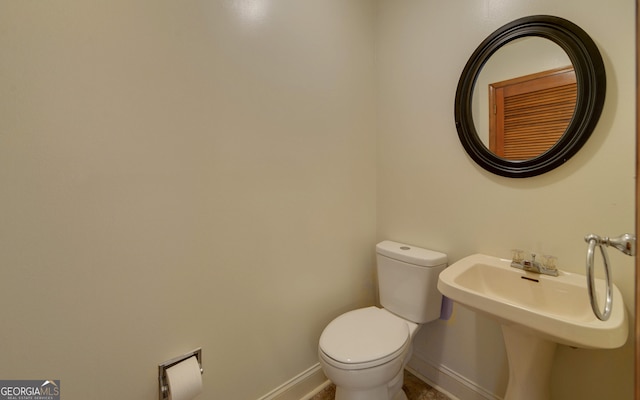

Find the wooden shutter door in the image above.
[{"left": 489, "top": 66, "right": 577, "bottom": 160}]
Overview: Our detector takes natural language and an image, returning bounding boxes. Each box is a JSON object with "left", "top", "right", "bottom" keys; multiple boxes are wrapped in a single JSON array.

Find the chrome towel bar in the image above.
[{"left": 584, "top": 233, "right": 635, "bottom": 321}]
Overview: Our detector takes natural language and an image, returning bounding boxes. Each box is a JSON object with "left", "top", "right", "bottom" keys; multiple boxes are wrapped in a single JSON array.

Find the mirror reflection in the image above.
[{"left": 472, "top": 37, "right": 576, "bottom": 160}]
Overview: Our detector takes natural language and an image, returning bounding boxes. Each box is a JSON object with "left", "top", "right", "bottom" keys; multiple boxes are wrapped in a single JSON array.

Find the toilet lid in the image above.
[{"left": 319, "top": 307, "right": 409, "bottom": 365}]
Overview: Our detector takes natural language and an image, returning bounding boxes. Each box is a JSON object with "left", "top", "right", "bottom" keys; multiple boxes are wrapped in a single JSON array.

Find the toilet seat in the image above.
[{"left": 319, "top": 307, "right": 410, "bottom": 370}]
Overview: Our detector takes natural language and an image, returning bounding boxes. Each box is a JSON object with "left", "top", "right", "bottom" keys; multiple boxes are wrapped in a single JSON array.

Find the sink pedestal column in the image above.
[{"left": 501, "top": 325, "right": 557, "bottom": 400}]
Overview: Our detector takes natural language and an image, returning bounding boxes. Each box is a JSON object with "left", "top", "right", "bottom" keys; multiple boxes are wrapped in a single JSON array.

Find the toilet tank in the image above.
[{"left": 376, "top": 240, "right": 448, "bottom": 324}]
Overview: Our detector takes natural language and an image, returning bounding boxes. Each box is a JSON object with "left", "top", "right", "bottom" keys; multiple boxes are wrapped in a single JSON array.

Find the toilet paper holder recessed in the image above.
[{"left": 158, "top": 348, "right": 203, "bottom": 400}]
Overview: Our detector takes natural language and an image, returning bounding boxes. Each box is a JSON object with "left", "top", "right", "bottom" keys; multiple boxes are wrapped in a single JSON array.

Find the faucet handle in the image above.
[
  {"left": 542, "top": 255, "right": 558, "bottom": 270},
  {"left": 511, "top": 249, "right": 524, "bottom": 263}
]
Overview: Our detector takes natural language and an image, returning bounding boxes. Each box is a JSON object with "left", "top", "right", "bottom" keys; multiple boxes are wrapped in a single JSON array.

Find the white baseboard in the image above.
[
  {"left": 407, "top": 354, "right": 502, "bottom": 400},
  {"left": 256, "top": 363, "right": 329, "bottom": 400},
  {"left": 257, "top": 355, "right": 502, "bottom": 400}
]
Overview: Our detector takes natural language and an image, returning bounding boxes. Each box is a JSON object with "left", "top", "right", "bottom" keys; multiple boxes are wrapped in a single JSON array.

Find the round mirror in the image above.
[{"left": 454, "top": 15, "right": 606, "bottom": 178}]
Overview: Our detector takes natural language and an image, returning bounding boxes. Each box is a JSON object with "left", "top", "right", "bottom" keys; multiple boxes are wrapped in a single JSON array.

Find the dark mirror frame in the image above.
[{"left": 454, "top": 15, "right": 606, "bottom": 178}]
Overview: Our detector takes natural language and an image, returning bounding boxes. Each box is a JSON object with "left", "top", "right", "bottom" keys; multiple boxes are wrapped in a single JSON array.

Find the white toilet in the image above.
[{"left": 318, "top": 240, "right": 447, "bottom": 400}]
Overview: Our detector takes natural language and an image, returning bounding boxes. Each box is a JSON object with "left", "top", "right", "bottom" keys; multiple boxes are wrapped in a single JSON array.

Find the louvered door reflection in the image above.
[{"left": 489, "top": 66, "right": 577, "bottom": 160}]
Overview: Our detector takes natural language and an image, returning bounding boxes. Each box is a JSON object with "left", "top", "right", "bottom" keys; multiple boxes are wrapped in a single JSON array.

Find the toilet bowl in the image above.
[
  {"left": 318, "top": 241, "right": 447, "bottom": 400},
  {"left": 319, "top": 307, "right": 420, "bottom": 400}
]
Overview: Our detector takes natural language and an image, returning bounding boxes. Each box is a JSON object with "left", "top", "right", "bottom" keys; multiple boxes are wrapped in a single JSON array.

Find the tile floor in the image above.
[{"left": 309, "top": 369, "right": 450, "bottom": 400}]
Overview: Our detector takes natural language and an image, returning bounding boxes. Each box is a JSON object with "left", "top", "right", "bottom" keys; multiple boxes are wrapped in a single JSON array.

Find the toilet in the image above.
[{"left": 318, "top": 240, "right": 447, "bottom": 400}]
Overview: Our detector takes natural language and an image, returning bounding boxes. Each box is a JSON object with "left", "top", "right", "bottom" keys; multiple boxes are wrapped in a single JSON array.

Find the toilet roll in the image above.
[{"left": 166, "top": 356, "right": 203, "bottom": 400}]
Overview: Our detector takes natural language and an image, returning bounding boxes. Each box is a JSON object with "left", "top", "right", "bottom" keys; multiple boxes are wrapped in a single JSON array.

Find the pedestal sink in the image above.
[{"left": 437, "top": 254, "right": 628, "bottom": 400}]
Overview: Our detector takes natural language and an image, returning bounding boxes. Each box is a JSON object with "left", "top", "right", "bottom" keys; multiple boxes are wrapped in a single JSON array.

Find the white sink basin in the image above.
[
  {"left": 438, "top": 253, "right": 629, "bottom": 400},
  {"left": 438, "top": 253, "right": 627, "bottom": 349}
]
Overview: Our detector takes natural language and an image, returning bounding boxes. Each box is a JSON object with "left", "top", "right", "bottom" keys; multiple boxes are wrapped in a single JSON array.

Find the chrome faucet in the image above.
[{"left": 510, "top": 251, "right": 559, "bottom": 277}]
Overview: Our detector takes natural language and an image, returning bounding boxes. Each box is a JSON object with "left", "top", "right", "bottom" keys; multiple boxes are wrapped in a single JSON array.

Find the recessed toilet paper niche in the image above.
[{"left": 158, "top": 348, "right": 203, "bottom": 400}]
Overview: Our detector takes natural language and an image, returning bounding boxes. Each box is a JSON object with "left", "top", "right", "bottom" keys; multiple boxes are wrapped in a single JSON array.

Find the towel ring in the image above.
[{"left": 585, "top": 234, "right": 613, "bottom": 321}]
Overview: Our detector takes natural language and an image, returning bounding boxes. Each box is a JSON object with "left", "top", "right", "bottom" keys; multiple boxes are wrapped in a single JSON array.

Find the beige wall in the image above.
[
  {"left": 377, "top": 0, "right": 635, "bottom": 399},
  {"left": 0, "top": 1, "right": 377, "bottom": 399},
  {"left": 1, "top": 1, "right": 636, "bottom": 399}
]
